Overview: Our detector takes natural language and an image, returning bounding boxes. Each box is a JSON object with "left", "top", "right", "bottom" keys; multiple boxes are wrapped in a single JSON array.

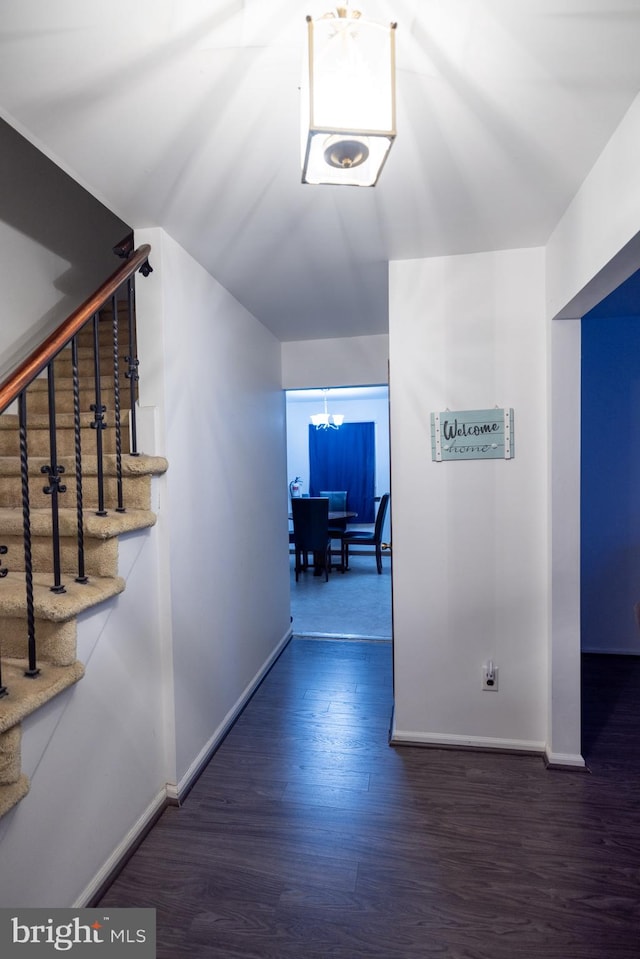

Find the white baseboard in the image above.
[
  {"left": 544, "top": 750, "right": 586, "bottom": 769},
  {"left": 390, "top": 725, "right": 587, "bottom": 770},
  {"left": 390, "top": 726, "right": 546, "bottom": 755},
  {"left": 74, "top": 786, "right": 167, "bottom": 907}
]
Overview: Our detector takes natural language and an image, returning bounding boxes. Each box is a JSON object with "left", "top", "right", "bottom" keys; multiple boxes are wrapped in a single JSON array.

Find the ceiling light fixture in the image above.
[
  {"left": 301, "top": 4, "right": 397, "bottom": 187},
  {"left": 310, "top": 389, "right": 345, "bottom": 429}
]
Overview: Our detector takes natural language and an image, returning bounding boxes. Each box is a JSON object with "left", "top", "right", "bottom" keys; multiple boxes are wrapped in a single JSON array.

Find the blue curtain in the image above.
[{"left": 309, "top": 422, "right": 376, "bottom": 522}]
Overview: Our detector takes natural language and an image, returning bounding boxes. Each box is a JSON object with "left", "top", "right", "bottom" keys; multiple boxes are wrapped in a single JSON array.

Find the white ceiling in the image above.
[{"left": 2, "top": 0, "right": 640, "bottom": 342}]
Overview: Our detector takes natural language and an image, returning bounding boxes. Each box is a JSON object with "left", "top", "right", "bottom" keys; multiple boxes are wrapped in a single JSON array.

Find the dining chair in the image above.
[
  {"left": 319, "top": 490, "right": 348, "bottom": 515},
  {"left": 343, "top": 493, "right": 390, "bottom": 574},
  {"left": 320, "top": 490, "right": 350, "bottom": 571},
  {"left": 291, "top": 497, "right": 332, "bottom": 582}
]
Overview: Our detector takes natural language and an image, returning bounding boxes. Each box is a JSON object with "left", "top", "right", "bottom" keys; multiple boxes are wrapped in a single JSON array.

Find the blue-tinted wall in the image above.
[{"left": 581, "top": 276, "right": 640, "bottom": 653}]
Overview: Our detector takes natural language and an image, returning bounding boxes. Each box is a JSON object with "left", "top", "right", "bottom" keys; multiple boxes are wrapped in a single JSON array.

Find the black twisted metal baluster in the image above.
[
  {"left": 19, "top": 391, "right": 39, "bottom": 678},
  {"left": 111, "top": 293, "right": 125, "bottom": 513},
  {"left": 71, "top": 337, "right": 88, "bottom": 583},
  {"left": 124, "top": 276, "right": 140, "bottom": 458},
  {"left": 90, "top": 312, "right": 107, "bottom": 517},
  {"left": 41, "top": 362, "right": 66, "bottom": 594},
  {"left": 0, "top": 544, "right": 7, "bottom": 696}
]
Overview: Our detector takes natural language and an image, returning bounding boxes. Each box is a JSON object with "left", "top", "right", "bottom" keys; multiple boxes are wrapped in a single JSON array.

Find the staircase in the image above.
[{"left": 0, "top": 252, "right": 167, "bottom": 818}]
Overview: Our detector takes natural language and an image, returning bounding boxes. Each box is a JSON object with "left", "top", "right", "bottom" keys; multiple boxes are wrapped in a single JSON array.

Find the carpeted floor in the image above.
[{"left": 289, "top": 549, "right": 392, "bottom": 640}]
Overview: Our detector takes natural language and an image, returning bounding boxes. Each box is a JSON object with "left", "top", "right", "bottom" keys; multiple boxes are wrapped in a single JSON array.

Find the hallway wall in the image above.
[
  {"left": 546, "top": 88, "right": 640, "bottom": 762},
  {"left": 134, "top": 227, "right": 291, "bottom": 791},
  {"left": 389, "top": 247, "right": 548, "bottom": 753}
]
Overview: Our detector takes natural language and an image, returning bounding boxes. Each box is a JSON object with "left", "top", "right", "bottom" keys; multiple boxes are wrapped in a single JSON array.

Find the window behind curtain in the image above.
[{"left": 309, "top": 422, "right": 376, "bottom": 523}]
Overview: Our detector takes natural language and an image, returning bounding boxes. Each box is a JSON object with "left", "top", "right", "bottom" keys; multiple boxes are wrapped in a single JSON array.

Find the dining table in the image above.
[
  {"left": 287, "top": 510, "right": 357, "bottom": 522},
  {"left": 328, "top": 511, "right": 357, "bottom": 522}
]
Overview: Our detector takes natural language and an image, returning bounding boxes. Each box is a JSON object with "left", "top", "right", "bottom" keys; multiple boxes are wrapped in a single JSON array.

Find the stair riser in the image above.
[
  {"left": 0, "top": 475, "right": 153, "bottom": 510},
  {"left": 74, "top": 330, "right": 133, "bottom": 352},
  {"left": 1, "top": 536, "right": 118, "bottom": 578},
  {"left": 53, "top": 356, "right": 136, "bottom": 380},
  {"left": 26, "top": 392, "right": 132, "bottom": 416},
  {"left": 77, "top": 306, "right": 131, "bottom": 323},
  {"left": 0, "top": 619, "right": 77, "bottom": 666},
  {"left": 0, "top": 726, "right": 21, "bottom": 786},
  {"left": 0, "top": 426, "right": 127, "bottom": 457},
  {"left": 57, "top": 314, "right": 132, "bottom": 339},
  {"left": 65, "top": 346, "right": 134, "bottom": 367},
  {"left": 29, "top": 372, "right": 129, "bottom": 393}
]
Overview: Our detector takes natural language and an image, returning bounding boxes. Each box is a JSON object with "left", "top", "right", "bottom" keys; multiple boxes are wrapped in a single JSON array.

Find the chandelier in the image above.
[
  {"left": 301, "top": 4, "right": 397, "bottom": 187},
  {"left": 310, "top": 389, "right": 344, "bottom": 429}
]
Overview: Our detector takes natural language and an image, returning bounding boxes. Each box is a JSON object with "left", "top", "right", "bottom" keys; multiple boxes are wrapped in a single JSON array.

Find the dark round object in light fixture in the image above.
[{"left": 323, "top": 136, "right": 369, "bottom": 169}]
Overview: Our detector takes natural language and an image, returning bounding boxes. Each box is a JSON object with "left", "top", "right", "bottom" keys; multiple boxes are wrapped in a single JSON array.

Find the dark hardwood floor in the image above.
[{"left": 98, "top": 641, "right": 640, "bottom": 958}]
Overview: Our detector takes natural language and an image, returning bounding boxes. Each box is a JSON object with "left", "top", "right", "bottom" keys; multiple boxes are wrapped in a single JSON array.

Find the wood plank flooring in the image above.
[{"left": 98, "top": 641, "right": 640, "bottom": 958}]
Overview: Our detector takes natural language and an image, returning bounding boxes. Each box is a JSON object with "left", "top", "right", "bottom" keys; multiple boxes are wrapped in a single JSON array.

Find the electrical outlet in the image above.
[{"left": 482, "top": 664, "right": 499, "bottom": 691}]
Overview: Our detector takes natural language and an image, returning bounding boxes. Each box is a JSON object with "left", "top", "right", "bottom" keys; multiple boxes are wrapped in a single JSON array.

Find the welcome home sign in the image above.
[{"left": 431, "top": 408, "right": 514, "bottom": 461}]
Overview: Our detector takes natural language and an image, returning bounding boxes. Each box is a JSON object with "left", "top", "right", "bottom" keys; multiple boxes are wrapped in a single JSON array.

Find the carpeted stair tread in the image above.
[
  {"left": 0, "top": 506, "right": 157, "bottom": 539},
  {"left": 0, "top": 508, "right": 156, "bottom": 579},
  {"left": 0, "top": 659, "right": 85, "bottom": 733},
  {"left": 0, "top": 571, "right": 125, "bottom": 621}
]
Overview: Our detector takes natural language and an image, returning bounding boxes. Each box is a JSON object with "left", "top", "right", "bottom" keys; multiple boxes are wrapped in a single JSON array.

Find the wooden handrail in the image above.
[
  {"left": 0, "top": 244, "right": 152, "bottom": 415},
  {"left": 112, "top": 232, "right": 135, "bottom": 259}
]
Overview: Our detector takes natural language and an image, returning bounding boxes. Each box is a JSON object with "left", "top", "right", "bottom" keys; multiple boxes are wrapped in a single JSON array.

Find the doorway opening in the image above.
[
  {"left": 579, "top": 270, "right": 640, "bottom": 766},
  {"left": 285, "top": 386, "right": 392, "bottom": 641}
]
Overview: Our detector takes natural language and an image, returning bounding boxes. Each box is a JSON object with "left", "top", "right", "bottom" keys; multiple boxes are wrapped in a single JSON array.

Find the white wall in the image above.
[
  {"left": 134, "top": 228, "right": 291, "bottom": 788},
  {"left": 389, "top": 248, "right": 548, "bottom": 753},
  {"left": 281, "top": 334, "right": 389, "bottom": 389},
  {"left": 547, "top": 317, "right": 583, "bottom": 764},
  {"left": 547, "top": 92, "right": 640, "bottom": 322},
  {"left": 0, "top": 120, "right": 128, "bottom": 382},
  {"left": 544, "top": 89, "right": 640, "bottom": 764}
]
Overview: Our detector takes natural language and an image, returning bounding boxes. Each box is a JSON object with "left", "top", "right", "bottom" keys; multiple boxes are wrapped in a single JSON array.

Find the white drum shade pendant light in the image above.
[{"left": 301, "top": 4, "right": 397, "bottom": 186}]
